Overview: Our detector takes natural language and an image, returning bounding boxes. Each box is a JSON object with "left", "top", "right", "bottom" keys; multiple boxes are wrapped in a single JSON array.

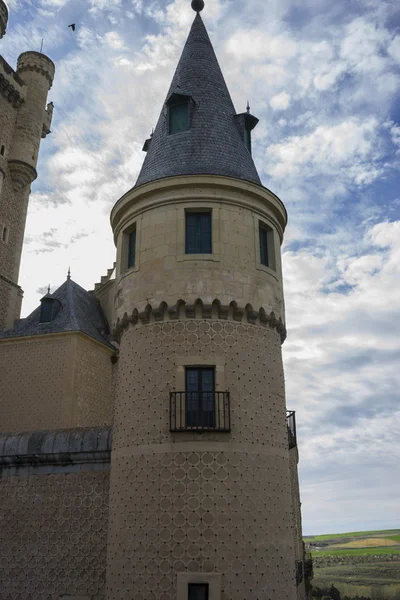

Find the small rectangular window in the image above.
[
  {"left": 170, "top": 102, "right": 189, "bottom": 134},
  {"left": 127, "top": 229, "right": 136, "bottom": 269},
  {"left": 188, "top": 583, "right": 209, "bottom": 600},
  {"left": 185, "top": 212, "right": 212, "bottom": 254},
  {"left": 259, "top": 224, "right": 269, "bottom": 267}
]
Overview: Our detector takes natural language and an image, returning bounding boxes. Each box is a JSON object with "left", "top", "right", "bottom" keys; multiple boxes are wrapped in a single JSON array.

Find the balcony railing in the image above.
[
  {"left": 170, "top": 391, "right": 231, "bottom": 432},
  {"left": 287, "top": 410, "right": 297, "bottom": 449}
]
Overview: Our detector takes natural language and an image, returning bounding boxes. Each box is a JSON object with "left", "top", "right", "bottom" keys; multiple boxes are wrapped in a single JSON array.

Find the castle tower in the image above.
[
  {"left": 106, "top": 4, "right": 297, "bottom": 599},
  {"left": 0, "top": 6, "right": 55, "bottom": 330},
  {"left": 0, "top": 0, "right": 7, "bottom": 39}
]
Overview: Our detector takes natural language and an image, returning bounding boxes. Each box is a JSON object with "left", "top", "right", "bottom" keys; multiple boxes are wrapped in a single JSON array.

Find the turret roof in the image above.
[
  {"left": 0, "top": 277, "right": 113, "bottom": 348},
  {"left": 135, "top": 13, "right": 261, "bottom": 188}
]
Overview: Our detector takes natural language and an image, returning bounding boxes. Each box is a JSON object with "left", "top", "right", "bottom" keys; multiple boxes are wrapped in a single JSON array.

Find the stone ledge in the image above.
[
  {"left": 0, "top": 426, "right": 112, "bottom": 474},
  {"left": 113, "top": 297, "right": 287, "bottom": 343}
]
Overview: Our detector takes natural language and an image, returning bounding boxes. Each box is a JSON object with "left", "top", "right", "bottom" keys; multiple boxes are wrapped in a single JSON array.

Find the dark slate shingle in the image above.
[
  {"left": 0, "top": 277, "right": 113, "bottom": 348},
  {"left": 135, "top": 13, "right": 262, "bottom": 188}
]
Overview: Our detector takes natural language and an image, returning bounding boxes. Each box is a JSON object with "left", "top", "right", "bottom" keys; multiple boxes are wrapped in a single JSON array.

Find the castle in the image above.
[{"left": 0, "top": 1, "right": 312, "bottom": 598}]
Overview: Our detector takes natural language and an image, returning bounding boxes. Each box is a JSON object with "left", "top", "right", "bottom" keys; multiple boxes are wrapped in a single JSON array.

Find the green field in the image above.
[
  {"left": 305, "top": 528, "right": 400, "bottom": 599},
  {"left": 314, "top": 547, "right": 400, "bottom": 557},
  {"left": 305, "top": 529, "right": 400, "bottom": 543}
]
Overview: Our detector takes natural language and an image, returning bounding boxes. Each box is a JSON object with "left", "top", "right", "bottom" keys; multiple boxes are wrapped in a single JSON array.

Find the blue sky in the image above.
[{"left": 1, "top": 0, "right": 400, "bottom": 535}]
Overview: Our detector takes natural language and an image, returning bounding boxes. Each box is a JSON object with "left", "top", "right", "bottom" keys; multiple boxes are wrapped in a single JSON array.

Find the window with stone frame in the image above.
[{"left": 185, "top": 211, "right": 212, "bottom": 254}]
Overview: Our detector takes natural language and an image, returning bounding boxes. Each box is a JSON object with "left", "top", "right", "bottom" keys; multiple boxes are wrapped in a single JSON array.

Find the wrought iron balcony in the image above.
[
  {"left": 287, "top": 410, "right": 297, "bottom": 449},
  {"left": 170, "top": 391, "right": 231, "bottom": 432}
]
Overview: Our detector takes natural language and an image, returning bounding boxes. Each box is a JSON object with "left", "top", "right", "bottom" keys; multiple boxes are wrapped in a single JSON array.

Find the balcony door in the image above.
[{"left": 185, "top": 367, "right": 215, "bottom": 428}]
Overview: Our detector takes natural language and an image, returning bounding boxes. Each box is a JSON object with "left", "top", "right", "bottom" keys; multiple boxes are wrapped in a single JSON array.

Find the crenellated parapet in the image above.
[
  {"left": 16, "top": 51, "right": 55, "bottom": 89},
  {"left": 0, "top": 0, "right": 7, "bottom": 39},
  {"left": 113, "top": 297, "right": 287, "bottom": 343},
  {"left": 0, "top": 56, "right": 26, "bottom": 108}
]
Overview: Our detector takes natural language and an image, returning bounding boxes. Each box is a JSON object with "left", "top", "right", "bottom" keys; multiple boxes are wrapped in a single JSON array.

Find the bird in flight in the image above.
[{"left": 68, "top": 23, "right": 76, "bottom": 31}]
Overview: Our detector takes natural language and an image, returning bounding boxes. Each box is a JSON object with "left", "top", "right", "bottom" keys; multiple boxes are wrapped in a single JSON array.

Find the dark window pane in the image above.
[
  {"left": 40, "top": 298, "right": 54, "bottom": 323},
  {"left": 188, "top": 583, "right": 209, "bottom": 600},
  {"left": 185, "top": 212, "right": 212, "bottom": 254},
  {"left": 128, "top": 230, "right": 136, "bottom": 269},
  {"left": 259, "top": 225, "right": 269, "bottom": 267},
  {"left": 185, "top": 368, "right": 215, "bottom": 428},
  {"left": 170, "top": 102, "right": 189, "bottom": 134}
]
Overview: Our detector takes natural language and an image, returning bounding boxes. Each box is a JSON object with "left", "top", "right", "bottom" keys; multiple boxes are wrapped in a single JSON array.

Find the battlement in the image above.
[
  {"left": 0, "top": 0, "right": 7, "bottom": 39},
  {"left": 0, "top": 55, "right": 26, "bottom": 108},
  {"left": 17, "top": 51, "right": 55, "bottom": 89},
  {"left": 92, "top": 263, "right": 116, "bottom": 293}
]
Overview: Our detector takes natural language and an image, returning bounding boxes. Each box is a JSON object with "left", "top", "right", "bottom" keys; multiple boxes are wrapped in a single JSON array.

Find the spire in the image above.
[{"left": 135, "top": 10, "right": 261, "bottom": 188}]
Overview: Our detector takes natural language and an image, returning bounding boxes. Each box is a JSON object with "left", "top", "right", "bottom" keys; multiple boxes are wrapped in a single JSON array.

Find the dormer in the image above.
[
  {"left": 39, "top": 294, "right": 62, "bottom": 323},
  {"left": 166, "top": 93, "right": 194, "bottom": 135},
  {"left": 234, "top": 111, "right": 259, "bottom": 155}
]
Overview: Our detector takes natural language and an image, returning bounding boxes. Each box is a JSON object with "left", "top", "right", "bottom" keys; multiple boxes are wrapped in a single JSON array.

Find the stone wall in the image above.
[
  {"left": 0, "top": 333, "right": 113, "bottom": 434},
  {"left": 75, "top": 334, "right": 114, "bottom": 427},
  {"left": 0, "top": 470, "right": 109, "bottom": 599},
  {"left": 106, "top": 318, "right": 296, "bottom": 600},
  {"left": 111, "top": 175, "right": 287, "bottom": 325}
]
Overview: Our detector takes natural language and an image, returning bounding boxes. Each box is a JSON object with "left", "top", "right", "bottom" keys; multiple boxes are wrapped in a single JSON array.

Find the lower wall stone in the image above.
[{"left": 0, "top": 471, "right": 110, "bottom": 599}]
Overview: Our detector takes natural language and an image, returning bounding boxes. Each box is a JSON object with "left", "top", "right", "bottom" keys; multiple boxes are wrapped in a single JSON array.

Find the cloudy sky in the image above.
[{"left": 2, "top": 0, "right": 400, "bottom": 535}]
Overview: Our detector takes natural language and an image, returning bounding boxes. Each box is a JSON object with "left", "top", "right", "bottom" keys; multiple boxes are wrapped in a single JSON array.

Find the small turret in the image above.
[
  {"left": 0, "top": 0, "right": 7, "bottom": 39},
  {"left": 8, "top": 51, "right": 55, "bottom": 190}
]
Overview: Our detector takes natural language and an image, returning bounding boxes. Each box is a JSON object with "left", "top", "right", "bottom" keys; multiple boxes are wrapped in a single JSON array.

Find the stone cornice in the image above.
[
  {"left": 111, "top": 175, "right": 288, "bottom": 244},
  {"left": 7, "top": 159, "right": 37, "bottom": 190},
  {"left": 113, "top": 298, "right": 287, "bottom": 344},
  {"left": 0, "top": 272, "right": 22, "bottom": 290},
  {"left": 0, "top": 426, "right": 112, "bottom": 474}
]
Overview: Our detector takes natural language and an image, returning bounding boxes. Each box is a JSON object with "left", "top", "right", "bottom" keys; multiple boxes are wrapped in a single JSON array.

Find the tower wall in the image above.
[
  {"left": 0, "top": 51, "right": 54, "bottom": 330},
  {"left": 106, "top": 176, "right": 295, "bottom": 599},
  {"left": 9, "top": 52, "right": 54, "bottom": 182},
  {"left": 0, "top": 0, "right": 7, "bottom": 39}
]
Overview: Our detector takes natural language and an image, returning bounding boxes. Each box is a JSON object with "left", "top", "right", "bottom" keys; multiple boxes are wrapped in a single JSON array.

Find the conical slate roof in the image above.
[
  {"left": 0, "top": 277, "right": 113, "bottom": 348},
  {"left": 135, "top": 13, "right": 261, "bottom": 187}
]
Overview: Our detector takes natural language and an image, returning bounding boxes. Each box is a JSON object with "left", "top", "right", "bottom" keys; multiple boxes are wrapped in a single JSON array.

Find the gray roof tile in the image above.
[
  {"left": 0, "top": 277, "right": 113, "bottom": 348},
  {"left": 135, "top": 13, "right": 262, "bottom": 188}
]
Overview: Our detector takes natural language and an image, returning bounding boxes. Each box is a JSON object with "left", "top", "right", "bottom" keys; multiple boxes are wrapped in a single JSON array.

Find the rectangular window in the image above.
[
  {"left": 188, "top": 583, "right": 209, "bottom": 600},
  {"left": 185, "top": 367, "right": 215, "bottom": 428},
  {"left": 170, "top": 102, "right": 189, "bottom": 134},
  {"left": 185, "top": 212, "right": 212, "bottom": 254},
  {"left": 259, "top": 224, "right": 269, "bottom": 267},
  {"left": 244, "top": 127, "right": 251, "bottom": 153},
  {"left": 127, "top": 229, "right": 136, "bottom": 269}
]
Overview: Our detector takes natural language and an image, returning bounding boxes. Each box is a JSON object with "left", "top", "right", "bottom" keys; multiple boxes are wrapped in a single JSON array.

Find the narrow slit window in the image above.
[
  {"left": 185, "top": 212, "right": 212, "bottom": 254},
  {"left": 1, "top": 226, "right": 7, "bottom": 243},
  {"left": 259, "top": 225, "right": 269, "bottom": 267},
  {"left": 169, "top": 102, "right": 189, "bottom": 134},
  {"left": 0, "top": 145, "right": 5, "bottom": 156},
  {"left": 188, "top": 584, "right": 209, "bottom": 600},
  {"left": 127, "top": 229, "right": 136, "bottom": 269}
]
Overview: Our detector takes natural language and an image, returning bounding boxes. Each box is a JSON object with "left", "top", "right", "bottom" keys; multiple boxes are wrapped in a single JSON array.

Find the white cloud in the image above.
[{"left": 269, "top": 91, "right": 291, "bottom": 111}]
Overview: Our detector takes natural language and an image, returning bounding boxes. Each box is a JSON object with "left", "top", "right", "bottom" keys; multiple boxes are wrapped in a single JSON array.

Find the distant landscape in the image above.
[{"left": 305, "top": 529, "right": 400, "bottom": 600}]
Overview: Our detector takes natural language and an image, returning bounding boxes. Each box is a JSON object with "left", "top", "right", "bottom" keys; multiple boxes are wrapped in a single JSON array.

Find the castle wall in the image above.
[
  {"left": 111, "top": 176, "right": 287, "bottom": 325},
  {"left": 106, "top": 318, "right": 296, "bottom": 600},
  {"left": 74, "top": 334, "right": 114, "bottom": 427},
  {"left": 0, "top": 333, "right": 113, "bottom": 434},
  {"left": 290, "top": 447, "right": 306, "bottom": 600},
  {"left": 0, "top": 470, "right": 109, "bottom": 599}
]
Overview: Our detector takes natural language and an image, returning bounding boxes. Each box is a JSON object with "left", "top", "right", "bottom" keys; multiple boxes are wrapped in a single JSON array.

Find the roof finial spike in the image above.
[
  {"left": 67, "top": 266, "right": 71, "bottom": 280},
  {"left": 191, "top": 0, "right": 205, "bottom": 13},
  {"left": 47, "top": 284, "right": 51, "bottom": 294},
  {"left": 246, "top": 100, "right": 250, "bottom": 114}
]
